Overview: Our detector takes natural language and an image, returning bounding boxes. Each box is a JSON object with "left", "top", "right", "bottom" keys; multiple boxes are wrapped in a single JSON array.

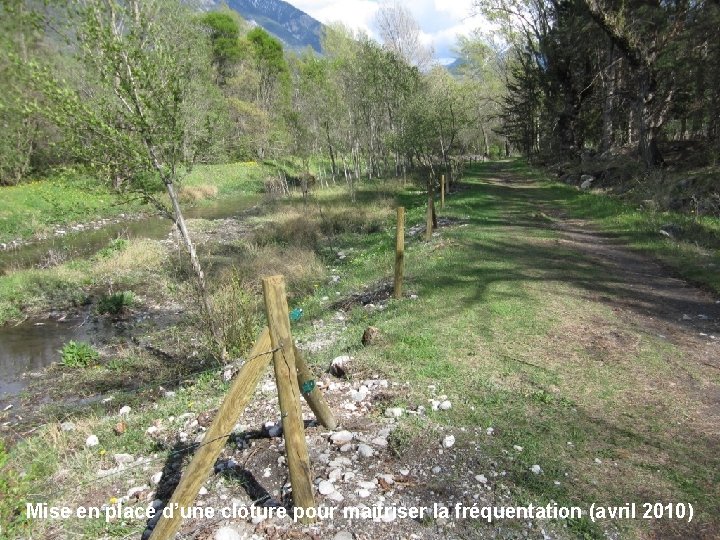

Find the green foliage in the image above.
[
  {"left": 97, "top": 291, "right": 135, "bottom": 315},
  {"left": 96, "top": 238, "right": 129, "bottom": 259},
  {"left": 209, "top": 270, "right": 259, "bottom": 359},
  {"left": 201, "top": 10, "right": 243, "bottom": 84},
  {"left": 59, "top": 340, "right": 100, "bottom": 367}
]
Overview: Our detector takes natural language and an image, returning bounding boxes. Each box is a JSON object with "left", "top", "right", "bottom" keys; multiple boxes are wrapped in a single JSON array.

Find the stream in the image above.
[{"left": 0, "top": 192, "right": 260, "bottom": 400}]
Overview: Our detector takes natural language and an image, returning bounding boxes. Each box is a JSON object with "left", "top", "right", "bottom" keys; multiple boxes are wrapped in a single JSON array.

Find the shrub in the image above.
[
  {"left": 96, "top": 238, "right": 129, "bottom": 259},
  {"left": 208, "top": 270, "right": 259, "bottom": 359},
  {"left": 59, "top": 340, "right": 100, "bottom": 367},
  {"left": 97, "top": 290, "right": 135, "bottom": 315}
]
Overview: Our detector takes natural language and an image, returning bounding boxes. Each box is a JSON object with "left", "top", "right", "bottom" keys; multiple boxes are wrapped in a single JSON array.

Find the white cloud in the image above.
[{"left": 289, "top": 0, "right": 490, "bottom": 60}]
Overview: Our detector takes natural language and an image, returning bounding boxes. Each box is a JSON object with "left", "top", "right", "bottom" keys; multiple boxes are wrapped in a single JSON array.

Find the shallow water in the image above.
[{"left": 0, "top": 192, "right": 259, "bottom": 398}]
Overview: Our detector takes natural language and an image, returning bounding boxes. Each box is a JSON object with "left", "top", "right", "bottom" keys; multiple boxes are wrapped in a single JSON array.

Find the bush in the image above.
[
  {"left": 97, "top": 290, "right": 135, "bottom": 315},
  {"left": 59, "top": 340, "right": 100, "bottom": 367},
  {"left": 208, "top": 270, "right": 259, "bottom": 359}
]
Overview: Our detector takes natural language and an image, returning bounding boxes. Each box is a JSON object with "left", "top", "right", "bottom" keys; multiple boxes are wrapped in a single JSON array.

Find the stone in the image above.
[
  {"left": 439, "top": 400, "right": 452, "bottom": 411},
  {"left": 432, "top": 466, "right": 442, "bottom": 474},
  {"left": 530, "top": 464, "right": 542, "bottom": 475},
  {"left": 127, "top": 485, "right": 148, "bottom": 499},
  {"left": 340, "top": 443, "right": 353, "bottom": 453},
  {"left": 330, "top": 431, "right": 353, "bottom": 445},
  {"left": 327, "top": 490, "right": 344, "bottom": 502},
  {"left": 151, "top": 472, "right": 163, "bottom": 485},
  {"left": 60, "top": 422, "right": 76, "bottom": 432},
  {"left": 146, "top": 426, "right": 159, "bottom": 435},
  {"left": 113, "top": 421, "right": 127, "bottom": 435},
  {"left": 118, "top": 405, "right": 131, "bottom": 416},
  {"left": 330, "top": 355, "right": 351, "bottom": 378},
  {"left": 333, "top": 531, "right": 353, "bottom": 540},
  {"left": 384, "top": 407, "right": 403, "bottom": 419},
  {"left": 199, "top": 487, "right": 208, "bottom": 496},
  {"left": 443, "top": 435, "right": 455, "bottom": 448},
  {"left": 214, "top": 526, "right": 244, "bottom": 540},
  {"left": 580, "top": 175, "right": 595, "bottom": 189},
  {"left": 513, "top": 445, "right": 523, "bottom": 452},
  {"left": 113, "top": 453, "right": 134, "bottom": 465},
  {"left": 350, "top": 390, "right": 367, "bottom": 402},
  {"left": 357, "top": 489, "right": 371, "bottom": 498},
  {"left": 329, "top": 469, "right": 343, "bottom": 482},
  {"left": 86, "top": 435, "right": 99, "bottom": 447},
  {"left": 371, "top": 437, "right": 388, "bottom": 447},
  {"left": 475, "top": 474, "right": 488, "bottom": 484},
  {"left": 357, "top": 444, "right": 374, "bottom": 458},
  {"left": 318, "top": 480, "right": 335, "bottom": 495},
  {"left": 361, "top": 326, "right": 381, "bottom": 346}
]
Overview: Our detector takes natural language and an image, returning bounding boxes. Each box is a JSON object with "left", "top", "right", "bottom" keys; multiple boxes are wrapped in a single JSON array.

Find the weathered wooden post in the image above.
[
  {"left": 262, "top": 276, "right": 315, "bottom": 523},
  {"left": 294, "top": 344, "right": 337, "bottom": 429},
  {"left": 441, "top": 174, "right": 445, "bottom": 208},
  {"left": 149, "top": 328, "right": 273, "bottom": 540},
  {"left": 394, "top": 207, "right": 405, "bottom": 299}
]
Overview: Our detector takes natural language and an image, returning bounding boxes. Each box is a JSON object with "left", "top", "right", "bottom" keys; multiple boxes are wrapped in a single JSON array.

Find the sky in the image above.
[{"left": 289, "top": 0, "right": 487, "bottom": 64}]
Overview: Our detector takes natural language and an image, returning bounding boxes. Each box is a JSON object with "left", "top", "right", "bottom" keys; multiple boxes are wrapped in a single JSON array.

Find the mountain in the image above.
[{"left": 207, "top": 0, "right": 324, "bottom": 53}]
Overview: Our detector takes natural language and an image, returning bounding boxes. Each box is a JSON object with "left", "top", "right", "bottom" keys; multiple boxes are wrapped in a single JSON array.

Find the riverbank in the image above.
[
  {"left": 0, "top": 161, "right": 271, "bottom": 248},
  {"left": 1, "top": 161, "right": 718, "bottom": 539}
]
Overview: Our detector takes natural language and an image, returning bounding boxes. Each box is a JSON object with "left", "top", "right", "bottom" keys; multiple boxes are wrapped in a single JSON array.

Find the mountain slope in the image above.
[{"left": 218, "top": 0, "right": 324, "bottom": 52}]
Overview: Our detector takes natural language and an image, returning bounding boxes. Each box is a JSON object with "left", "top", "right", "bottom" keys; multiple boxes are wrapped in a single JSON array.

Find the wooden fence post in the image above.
[
  {"left": 441, "top": 174, "right": 445, "bottom": 208},
  {"left": 394, "top": 207, "right": 404, "bottom": 299},
  {"left": 294, "top": 344, "right": 337, "bottom": 429},
  {"left": 149, "top": 328, "right": 273, "bottom": 540},
  {"left": 426, "top": 180, "right": 434, "bottom": 241},
  {"left": 262, "top": 276, "right": 315, "bottom": 523}
]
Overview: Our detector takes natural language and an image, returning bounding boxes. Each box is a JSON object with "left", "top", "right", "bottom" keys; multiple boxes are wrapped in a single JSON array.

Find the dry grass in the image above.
[{"left": 178, "top": 184, "right": 219, "bottom": 203}]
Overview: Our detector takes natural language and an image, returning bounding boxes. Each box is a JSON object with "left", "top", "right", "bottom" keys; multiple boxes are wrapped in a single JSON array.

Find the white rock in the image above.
[
  {"left": 330, "top": 430, "right": 353, "bottom": 445},
  {"left": 594, "top": 458, "right": 602, "bottom": 464},
  {"left": 340, "top": 443, "right": 353, "bottom": 453},
  {"left": 118, "top": 405, "right": 131, "bottom": 416},
  {"left": 399, "top": 469, "right": 410, "bottom": 476},
  {"left": 327, "top": 490, "right": 344, "bottom": 502},
  {"left": 151, "top": 472, "right": 163, "bottom": 485},
  {"left": 377, "top": 474, "right": 394, "bottom": 485},
  {"left": 343, "top": 472, "right": 356, "bottom": 482},
  {"left": 475, "top": 474, "right": 487, "bottom": 484},
  {"left": 431, "top": 466, "right": 442, "bottom": 474},
  {"left": 146, "top": 426, "right": 159, "bottom": 435},
  {"left": 513, "top": 445, "right": 523, "bottom": 452},
  {"left": 113, "top": 453, "right": 134, "bottom": 465},
  {"left": 199, "top": 487, "right": 208, "bottom": 496},
  {"left": 439, "top": 400, "right": 452, "bottom": 411},
  {"left": 358, "top": 481, "right": 376, "bottom": 490},
  {"left": 371, "top": 437, "right": 388, "bottom": 447},
  {"left": 127, "top": 485, "right": 148, "bottom": 498},
  {"left": 329, "top": 469, "right": 343, "bottom": 482},
  {"left": 357, "top": 444, "right": 374, "bottom": 458},
  {"left": 318, "top": 480, "right": 335, "bottom": 495},
  {"left": 442, "top": 435, "right": 455, "bottom": 448},
  {"left": 486, "top": 427, "right": 494, "bottom": 436},
  {"left": 333, "top": 531, "right": 353, "bottom": 540},
  {"left": 215, "top": 526, "right": 243, "bottom": 540},
  {"left": 530, "top": 465, "right": 542, "bottom": 475},
  {"left": 351, "top": 390, "right": 367, "bottom": 402},
  {"left": 384, "top": 407, "right": 403, "bottom": 418},
  {"left": 85, "top": 435, "right": 99, "bottom": 447},
  {"left": 60, "top": 422, "right": 76, "bottom": 432},
  {"left": 357, "top": 489, "right": 371, "bottom": 498}
]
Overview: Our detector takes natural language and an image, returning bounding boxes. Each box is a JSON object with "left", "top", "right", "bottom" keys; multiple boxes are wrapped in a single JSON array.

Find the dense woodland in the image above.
[{"left": 1, "top": 0, "right": 719, "bottom": 210}]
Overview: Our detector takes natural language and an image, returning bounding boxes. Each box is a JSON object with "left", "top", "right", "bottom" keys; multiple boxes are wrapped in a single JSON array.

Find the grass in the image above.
[
  {"left": 0, "top": 161, "right": 273, "bottom": 245},
  {"left": 1, "top": 160, "right": 718, "bottom": 538}
]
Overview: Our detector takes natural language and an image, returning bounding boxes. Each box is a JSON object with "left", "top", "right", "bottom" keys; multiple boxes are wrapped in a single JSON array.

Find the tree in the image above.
[
  {"left": 375, "top": 1, "right": 433, "bottom": 70},
  {"left": 201, "top": 10, "right": 244, "bottom": 86}
]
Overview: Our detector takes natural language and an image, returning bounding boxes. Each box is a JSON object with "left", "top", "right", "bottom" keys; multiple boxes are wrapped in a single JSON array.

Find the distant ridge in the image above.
[{"left": 206, "top": 0, "right": 324, "bottom": 53}]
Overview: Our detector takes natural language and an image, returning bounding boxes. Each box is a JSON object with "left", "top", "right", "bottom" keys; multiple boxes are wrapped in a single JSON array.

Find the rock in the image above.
[
  {"left": 371, "top": 437, "right": 388, "bottom": 447},
  {"left": 214, "top": 526, "right": 244, "bottom": 540},
  {"left": 113, "top": 421, "right": 127, "bottom": 435},
  {"left": 357, "top": 444, "right": 374, "bottom": 458},
  {"left": 146, "top": 426, "right": 159, "bottom": 435},
  {"left": 60, "top": 422, "right": 76, "bottom": 432},
  {"left": 439, "top": 400, "right": 452, "bottom": 411},
  {"left": 357, "top": 488, "right": 371, "bottom": 498},
  {"left": 118, "top": 405, "right": 131, "bottom": 416},
  {"left": 594, "top": 458, "right": 602, "bottom": 464},
  {"left": 361, "top": 326, "right": 381, "bottom": 346},
  {"left": 442, "top": 435, "right": 455, "bottom": 448},
  {"left": 151, "top": 472, "right": 163, "bottom": 485},
  {"left": 330, "top": 355, "right": 351, "bottom": 378},
  {"left": 85, "top": 435, "right": 99, "bottom": 447},
  {"left": 486, "top": 427, "right": 494, "bottom": 436},
  {"left": 358, "top": 480, "right": 376, "bottom": 490},
  {"left": 475, "top": 474, "right": 487, "bottom": 484},
  {"left": 399, "top": 469, "right": 410, "bottom": 476},
  {"left": 327, "top": 490, "right": 344, "bottom": 502},
  {"left": 432, "top": 466, "right": 442, "bottom": 474},
  {"left": 264, "top": 422, "right": 283, "bottom": 438},
  {"left": 318, "top": 480, "right": 335, "bottom": 495},
  {"left": 333, "top": 531, "right": 353, "bottom": 540},
  {"left": 329, "top": 469, "right": 343, "bottom": 482},
  {"left": 113, "top": 453, "right": 134, "bottom": 465},
  {"left": 340, "top": 443, "right": 353, "bottom": 453},
  {"left": 513, "top": 445, "right": 523, "bottom": 452},
  {"left": 127, "top": 485, "right": 148, "bottom": 499},
  {"left": 350, "top": 390, "right": 368, "bottom": 402},
  {"left": 530, "top": 464, "right": 542, "bottom": 475},
  {"left": 580, "top": 175, "right": 595, "bottom": 189},
  {"left": 331, "top": 431, "right": 353, "bottom": 445},
  {"left": 384, "top": 407, "right": 403, "bottom": 419},
  {"left": 343, "top": 472, "right": 356, "bottom": 482},
  {"left": 199, "top": 487, "right": 208, "bottom": 496}
]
